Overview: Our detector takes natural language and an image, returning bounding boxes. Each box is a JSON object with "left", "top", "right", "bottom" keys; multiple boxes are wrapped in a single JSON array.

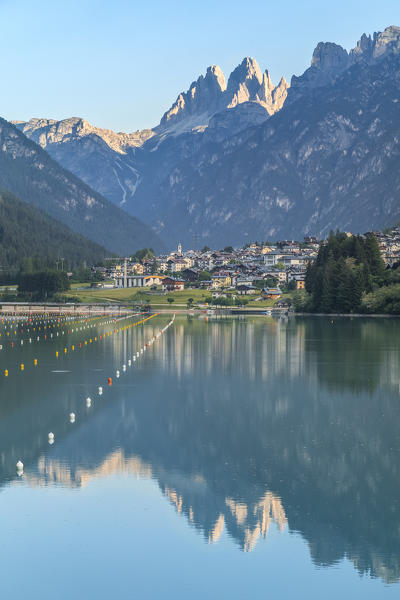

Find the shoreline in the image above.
[{"left": 1, "top": 301, "right": 399, "bottom": 318}]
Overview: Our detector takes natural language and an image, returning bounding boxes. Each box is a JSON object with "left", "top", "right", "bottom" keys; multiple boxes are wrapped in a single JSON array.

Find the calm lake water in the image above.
[{"left": 1, "top": 313, "right": 400, "bottom": 599}]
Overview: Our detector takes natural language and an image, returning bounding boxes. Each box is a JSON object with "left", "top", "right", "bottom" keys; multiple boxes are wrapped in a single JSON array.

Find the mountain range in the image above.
[
  {"left": 0, "top": 118, "right": 165, "bottom": 256},
  {"left": 12, "top": 25, "right": 400, "bottom": 248}
]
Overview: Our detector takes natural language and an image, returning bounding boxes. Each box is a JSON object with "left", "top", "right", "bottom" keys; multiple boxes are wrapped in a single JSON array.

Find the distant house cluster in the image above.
[
  {"left": 90, "top": 237, "right": 324, "bottom": 303},
  {"left": 369, "top": 227, "right": 400, "bottom": 266}
]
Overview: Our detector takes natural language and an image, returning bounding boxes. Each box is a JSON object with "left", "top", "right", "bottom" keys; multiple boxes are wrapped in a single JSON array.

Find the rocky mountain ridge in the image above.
[
  {"left": 158, "top": 57, "right": 288, "bottom": 132},
  {"left": 14, "top": 117, "right": 154, "bottom": 153},
  {"left": 14, "top": 25, "right": 400, "bottom": 248},
  {"left": 0, "top": 118, "right": 164, "bottom": 254},
  {"left": 290, "top": 25, "right": 400, "bottom": 98},
  {"left": 152, "top": 33, "right": 400, "bottom": 245},
  {"left": 14, "top": 55, "right": 288, "bottom": 222}
]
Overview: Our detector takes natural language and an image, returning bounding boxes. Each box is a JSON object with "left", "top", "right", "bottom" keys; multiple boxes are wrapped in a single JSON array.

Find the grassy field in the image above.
[
  {"left": 65, "top": 286, "right": 212, "bottom": 306},
  {"left": 0, "top": 281, "right": 290, "bottom": 308},
  {"left": 65, "top": 285, "right": 288, "bottom": 308}
]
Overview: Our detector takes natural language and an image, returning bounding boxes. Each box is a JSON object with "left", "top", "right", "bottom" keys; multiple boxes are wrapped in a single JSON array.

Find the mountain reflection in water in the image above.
[{"left": 1, "top": 315, "right": 400, "bottom": 584}]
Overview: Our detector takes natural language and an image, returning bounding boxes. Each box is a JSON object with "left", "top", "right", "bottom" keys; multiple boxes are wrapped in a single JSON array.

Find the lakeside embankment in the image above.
[{"left": 2, "top": 302, "right": 399, "bottom": 318}]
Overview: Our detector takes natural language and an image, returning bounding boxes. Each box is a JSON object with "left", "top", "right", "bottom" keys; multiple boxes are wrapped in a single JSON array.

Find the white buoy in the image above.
[
  {"left": 128, "top": 360, "right": 131, "bottom": 366},
  {"left": 69, "top": 412, "right": 76, "bottom": 423},
  {"left": 48, "top": 432, "right": 54, "bottom": 441},
  {"left": 98, "top": 386, "right": 103, "bottom": 395},
  {"left": 122, "top": 365, "right": 126, "bottom": 372},
  {"left": 86, "top": 397, "right": 92, "bottom": 408},
  {"left": 116, "top": 370, "right": 120, "bottom": 378},
  {"left": 16, "top": 460, "right": 24, "bottom": 472}
]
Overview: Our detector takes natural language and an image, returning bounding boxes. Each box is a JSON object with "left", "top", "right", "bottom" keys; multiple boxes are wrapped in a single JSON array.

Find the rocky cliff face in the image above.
[
  {"left": 14, "top": 26, "right": 400, "bottom": 248},
  {"left": 291, "top": 25, "right": 400, "bottom": 99},
  {"left": 152, "top": 32, "right": 400, "bottom": 246},
  {"left": 159, "top": 65, "right": 227, "bottom": 131},
  {"left": 15, "top": 117, "right": 154, "bottom": 153},
  {"left": 158, "top": 57, "right": 287, "bottom": 133},
  {"left": 0, "top": 118, "right": 165, "bottom": 254},
  {"left": 15, "top": 56, "right": 287, "bottom": 225}
]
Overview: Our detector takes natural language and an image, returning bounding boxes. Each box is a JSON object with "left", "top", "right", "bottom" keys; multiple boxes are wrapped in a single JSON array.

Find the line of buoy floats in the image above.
[
  {"left": 15, "top": 313, "right": 176, "bottom": 475},
  {"left": 0, "top": 313, "right": 139, "bottom": 347},
  {"left": 0, "top": 313, "right": 146, "bottom": 377}
]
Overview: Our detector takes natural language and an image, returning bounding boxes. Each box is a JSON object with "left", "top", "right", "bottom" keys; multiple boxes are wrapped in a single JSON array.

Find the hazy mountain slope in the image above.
[
  {"left": 15, "top": 58, "right": 287, "bottom": 222},
  {"left": 13, "top": 117, "right": 153, "bottom": 210},
  {"left": 144, "top": 26, "right": 400, "bottom": 246},
  {"left": 14, "top": 26, "right": 400, "bottom": 248},
  {"left": 0, "top": 188, "right": 107, "bottom": 269},
  {"left": 0, "top": 118, "right": 165, "bottom": 254}
]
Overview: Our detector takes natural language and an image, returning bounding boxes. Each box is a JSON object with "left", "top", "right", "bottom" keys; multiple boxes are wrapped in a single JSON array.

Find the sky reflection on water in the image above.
[{"left": 0, "top": 314, "right": 399, "bottom": 599}]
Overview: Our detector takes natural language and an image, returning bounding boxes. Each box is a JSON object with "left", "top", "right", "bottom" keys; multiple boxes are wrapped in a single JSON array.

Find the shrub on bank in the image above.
[
  {"left": 361, "top": 284, "right": 400, "bottom": 314},
  {"left": 291, "top": 290, "right": 312, "bottom": 312}
]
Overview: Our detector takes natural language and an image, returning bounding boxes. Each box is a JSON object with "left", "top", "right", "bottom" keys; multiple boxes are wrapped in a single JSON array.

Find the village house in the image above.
[
  {"left": 303, "top": 236, "right": 319, "bottom": 244},
  {"left": 261, "top": 287, "right": 283, "bottom": 300},
  {"left": 168, "top": 258, "right": 187, "bottom": 272},
  {"left": 286, "top": 270, "right": 307, "bottom": 288},
  {"left": 115, "top": 274, "right": 163, "bottom": 288},
  {"left": 293, "top": 277, "right": 306, "bottom": 289},
  {"left": 275, "top": 298, "right": 292, "bottom": 309},
  {"left": 181, "top": 268, "right": 199, "bottom": 281},
  {"left": 162, "top": 277, "right": 185, "bottom": 292},
  {"left": 236, "top": 284, "right": 257, "bottom": 295},
  {"left": 131, "top": 262, "right": 144, "bottom": 274},
  {"left": 158, "top": 258, "right": 169, "bottom": 272},
  {"left": 182, "top": 256, "right": 194, "bottom": 268},
  {"left": 236, "top": 276, "right": 255, "bottom": 287},
  {"left": 263, "top": 270, "right": 286, "bottom": 284},
  {"left": 261, "top": 246, "right": 276, "bottom": 254},
  {"left": 265, "top": 252, "right": 313, "bottom": 268},
  {"left": 211, "top": 275, "right": 232, "bottom": 289}
]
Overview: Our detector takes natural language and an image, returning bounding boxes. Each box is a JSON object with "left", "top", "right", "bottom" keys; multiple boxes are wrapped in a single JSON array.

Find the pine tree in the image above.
[
  {"left": 365, "top": 234, "right": 385, "bottom": 277},
  {"left": 349, "top": 267, "right": 363, "bottom": 312}
]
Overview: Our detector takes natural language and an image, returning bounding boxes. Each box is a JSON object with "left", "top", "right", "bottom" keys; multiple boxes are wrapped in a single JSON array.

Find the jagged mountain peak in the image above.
[
  {"left": 10, "top": 23, "right": 400, "bottom": 250},
  {"left": 262, "top": 69, "right": 274, "bottom": 92},
  {"left": 256, "top": 71, "right": 289, "bottom": 115},
  {"left": 226, "top": 57, "right": 263, "bottom": 108},
  {"left": 349, "top": 25, "right": 400, "bottom": 63},
  {"left": 311, "top": 42, "right": 349, "bottom": 71},
  {"left": 290, "top": 24, "right": 400, "bottom": 99},
  {"left": 159, "top": 63, "right": 227, "bottom": 130},
  {"left": 310, "top": 24, "right": 400, "bottom": 69},
  {"left": 158, "top": 56, "right": 288, "bottom": 131},
  {"left": 228, "top": 56, "right": 263, "bottom": 85},
  {"left": 15, "top": 117, "right": 154, "bottom": 154},
  {"left": 374, "top": 25, "right": 400, "bottom": 56},
  {"left": 206, "top": 64, "right": 227, "bottom": 91}
]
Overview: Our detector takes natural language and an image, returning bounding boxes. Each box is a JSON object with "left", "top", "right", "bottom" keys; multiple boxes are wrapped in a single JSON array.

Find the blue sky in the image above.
[{"left": 0, "top": 0, "right": 399, "bottom": 131}]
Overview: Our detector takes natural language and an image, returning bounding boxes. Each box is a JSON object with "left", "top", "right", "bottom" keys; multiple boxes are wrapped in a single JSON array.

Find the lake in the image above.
[{"left": 0, "top": 313, "right": 400, "bottom": 599}]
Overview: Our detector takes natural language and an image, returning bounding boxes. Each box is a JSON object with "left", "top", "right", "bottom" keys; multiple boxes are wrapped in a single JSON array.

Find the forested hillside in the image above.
[
  {"left": 304, "top": 232, "right": 385, "bottom": 313},
  {"left": 0, "top": 118, "right": 165, "bottom": 254},
  {"left": 0, "top": 189, "right": 107, "bottom": 270}
]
